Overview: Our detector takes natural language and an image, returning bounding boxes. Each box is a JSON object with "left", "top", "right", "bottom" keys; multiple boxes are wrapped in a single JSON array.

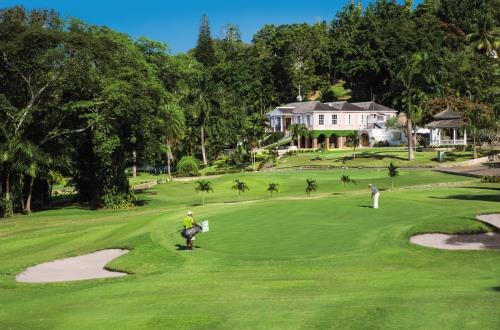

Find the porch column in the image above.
[
  {"left": 325, "top": 136, "right": 330, "bottom": 149},
  {"left": 453, "top": 128, "right": 456, "bottom": 145},
  {"left": 430, "top": 129, "right": 433, "bottom": 144},
  {"left": 464, "top": 129, "right": 467, "bottom": 145},
  {"left": 313, "top": 138, "right": 318, "bottom": 149},
  {"left": 280, "top": 116, "right": 284, "bottom": 132}
]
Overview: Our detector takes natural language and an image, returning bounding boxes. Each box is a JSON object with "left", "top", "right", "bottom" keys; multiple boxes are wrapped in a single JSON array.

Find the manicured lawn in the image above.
[
  {"left": 277, "top": 147, "right": 498, "bottom": 168},
  {"left": 0, "top": 169, "right": 499, "bottom": 329}
]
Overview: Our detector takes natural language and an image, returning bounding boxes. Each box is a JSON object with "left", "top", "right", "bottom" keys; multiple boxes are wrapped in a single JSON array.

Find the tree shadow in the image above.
[
  {"left": 175, "top": 244, "right": 201, "bottom": 251},
  {"left": 444, "top": 233, "right": 500, "bottom": 249},
  {"left": 335, "top": 151, "right": 407, "bottom": 163},
  {"left": 491, "top": 286, "right": 500, "bottom": 292},
  {"left": 462, "top": 187, "right": 500, "bottom": 192},
  {"left": 431, "top": 195, "right": 500, "bottom": 203}
]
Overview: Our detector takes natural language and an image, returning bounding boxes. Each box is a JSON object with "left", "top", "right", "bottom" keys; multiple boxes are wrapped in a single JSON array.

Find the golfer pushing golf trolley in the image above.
[{"left": 181, "top": 211, "right": 209, "bottom": 251}]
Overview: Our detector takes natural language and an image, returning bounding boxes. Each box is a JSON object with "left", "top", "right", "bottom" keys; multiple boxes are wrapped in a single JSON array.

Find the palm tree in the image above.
[
  {"left": 340, "top": 174, "right": 356, "bottom": 193},
  {"left": 305, "top": 178, "right": 318, "bottom": 196},
  {"left": 232, "top": 178, "right": 249, "bottom": 201},
  {"left": 290, "top": 124, "right": 309, "bottom": 149},
  {"left": 396, "top": 53, "right": 427, "bottom": 161},
  {"left": 245, "top": 113, "right": 269, "bottom": 170},
  {"left": 266, "top": 182, "right": 279, "bottom": 198},
  {"left": 387, "top": 162, "right": 399, "bottom": 189},
  {"left": 195, "top": 180, "right": 213, "bottom": 205},
  {"left": 185, "top": 74, "right": 220, "bottom": 165},
  {"left": 346, "top": 132, "right": 361, "bottom": 160},
  {"left": 466, "top": 20, "right": 500, "bottom": 56},
  {"left": 159, "top": 103, "right": 185, "bottom": 178}
]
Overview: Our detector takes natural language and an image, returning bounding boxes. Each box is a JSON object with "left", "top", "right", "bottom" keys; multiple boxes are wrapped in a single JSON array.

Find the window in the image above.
[
  {"left": 348, "top": 114, "right": 351, "bottom": 125},
  {"left": 319, "top": 114, "right": 324, "bottom": 125},
  {"left": 391, "top": 132, "right": 401, "bottom": 141},
  {"left": 296, "top": 115, "right": 301, "bottom": 124},
  {"left": 306, "top": 115, "right": 311, "bottom": 126},
  {"left": 332, "top": 114, "right": 338, "bottom": 125},
  {"left": 361, "top": 114, "right": 364, "bottom": 125}
]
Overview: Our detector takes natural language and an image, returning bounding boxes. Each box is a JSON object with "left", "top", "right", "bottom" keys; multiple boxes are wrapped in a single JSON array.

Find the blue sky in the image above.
[{"left": 2, "top": 0, "right": 422, "bottom": 54}]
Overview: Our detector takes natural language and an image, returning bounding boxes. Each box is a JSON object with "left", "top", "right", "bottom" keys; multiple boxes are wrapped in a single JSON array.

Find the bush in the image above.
[
  {"left": 101, "top": 187, "right": 136, "bottom": 209},
  {"left": 481, "top": 175, "right": 500, "bottom": 183},
  {"left": 177, "top": 156, "right": 200, "bottom": 176},
  {"left": 373, "top": 140, "right": 390, "bottom": 147},
  {"left": 0, "top": 198, "right": 13, "bottom": 218}
]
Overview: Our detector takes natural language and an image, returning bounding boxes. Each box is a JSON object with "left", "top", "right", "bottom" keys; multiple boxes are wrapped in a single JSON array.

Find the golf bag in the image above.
[{"left": 181, "top": 225, "right": 202, "bottom": 240}]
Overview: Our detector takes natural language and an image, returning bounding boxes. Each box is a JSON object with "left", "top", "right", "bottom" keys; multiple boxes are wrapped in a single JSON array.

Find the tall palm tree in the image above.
[
  {"left": 185, "top": 74, "right": 220, "bottom": 165},
  {"left": 290, "top": 124, "right": 309, "bottom": 149},
  {"left": 305, "top": 178, "right": 318, "bottom": 196},
  {"left": 195, "top": 180, "right": 213, "bottom": 205},
  {"left": 245, "top": 113, "right": 269, "bottom": 170},
  {"left": 346, "top": 132, "right": 361, "bottom": 160},
  {"left": 266, "top": 182, "right": 279, "bottom": 199},
  {"left": 466, "top": 20, "right": 500, "bottom": 56},
  {"left": 232, "top": 178, "right": 249, "bottom": 201},
  {"left": 159, "top": 103, "right": 185, "bottom": 178},
  {"left": 396, "top": 53, "right": 427, "bottom": 161}
]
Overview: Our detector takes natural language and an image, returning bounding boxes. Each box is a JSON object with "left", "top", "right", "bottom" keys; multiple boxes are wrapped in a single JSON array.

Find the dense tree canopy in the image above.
[{"left": 0, "top": 1, "right": 498, "bottom": 214}]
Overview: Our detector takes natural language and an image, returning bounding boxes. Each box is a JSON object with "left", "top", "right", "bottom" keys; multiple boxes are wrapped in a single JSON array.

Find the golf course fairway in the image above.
[{"left": 0, "top": 169, "right": 499, "bottom": 329}]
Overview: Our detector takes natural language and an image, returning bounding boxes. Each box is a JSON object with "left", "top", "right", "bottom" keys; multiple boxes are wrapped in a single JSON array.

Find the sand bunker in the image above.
[
  {"left": 16, "top": 249, "right": 129, "bottom": 283},
  {"left": 411, "top": 214, "right": 500, "bottom": 251}
]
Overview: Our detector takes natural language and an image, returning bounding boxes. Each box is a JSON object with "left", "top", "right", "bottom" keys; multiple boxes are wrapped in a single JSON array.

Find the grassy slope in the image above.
[
  {"left": 277, "top": 148, "right": 497, "bottom": 168},
  {"left": 0, "top": 170, "right": 499, "bottom": 329}
]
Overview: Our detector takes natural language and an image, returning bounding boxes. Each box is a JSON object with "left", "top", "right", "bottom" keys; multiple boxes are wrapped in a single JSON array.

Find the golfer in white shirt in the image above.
[{"left": 369, "top": 184, "right": 380, "bottom": 209}]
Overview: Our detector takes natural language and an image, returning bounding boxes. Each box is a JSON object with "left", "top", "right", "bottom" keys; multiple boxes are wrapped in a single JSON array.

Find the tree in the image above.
[
  {"left": 245, "top": 112, "right": 269, "bottom": 170},
  {"left": 232, "top": 178, "right": 249, "bottom": 201},
  {"left": 346, "top": 132, "right": 361, "bottom": 160},
  {"left": 194, "top": 14, "right": 216, "bottom": 67},
  {"left": 195, "top": 180, "right": 213, "bottom": 205},
  {"left": 395, "top": 53, "right": 428, "bottom": 161},
  {"left": 266, "top": 182, "right": 279, "bottom": 198},
  {"left": 185, "top": 72, "right": 220, "bottom": 165},
  {"left": 340, "top": 174, "right": 356, "bottom": 193},
  {"left": 305, "top": 178, "right": 318, "bottom": 196},
  {"left": 387, "top": 162, "right": 399, "bottom": 189},
  {"left": 290, "top": 124, "right": 309, "bottom": 149},
  {"left": 159, "top": 104, "right": 185, "bottom": 178},
  {"left": 465, "top": 19, "right": 500, "bottom": 56}
]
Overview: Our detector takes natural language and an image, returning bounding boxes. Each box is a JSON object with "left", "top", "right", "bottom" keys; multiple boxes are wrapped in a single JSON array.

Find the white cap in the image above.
[
  {"left": 187, "top": 211, "right": 193, "bottom": 216},
  {"left": 368, "top": 184, "right": 373, "bottom": 187}
]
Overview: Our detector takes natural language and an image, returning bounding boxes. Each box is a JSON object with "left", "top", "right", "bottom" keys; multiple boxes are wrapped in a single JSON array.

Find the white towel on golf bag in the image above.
[{"left": 201, "top": 220, "right": 209, "bottom": 233}]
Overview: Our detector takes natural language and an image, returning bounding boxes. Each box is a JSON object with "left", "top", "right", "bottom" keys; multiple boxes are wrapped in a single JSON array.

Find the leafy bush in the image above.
[
  {"left": 101, "top": 187, "right": 136, "bottom": 209},
  {"left": 0, "top": 198, "right": 14, "bottom": 218},
  {"left": 373, "top": 140, "right": 390, "bottom": 147},
  {"left": 177, "top": 156, "right": 199, "bottom": 176},
  {"left": 481, "top": 175, "right": 500, "bottom": 183}
]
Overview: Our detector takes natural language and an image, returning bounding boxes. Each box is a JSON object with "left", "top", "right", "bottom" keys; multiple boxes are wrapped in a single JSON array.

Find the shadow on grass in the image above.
[
  {"left": 335, "top": 151, "right": 407, "bottom": 164},
  {"left": 462, "top": 187, "right": 500, "bottom": 192},
  {"left": 175, "top": 244, "right": 201, "bottom": 251},
  {"left": 492, "top": 286, "right": 500, "bottom": 292},
  {"left": 431, "top": 195, "right": 500, "bottom": 203}
]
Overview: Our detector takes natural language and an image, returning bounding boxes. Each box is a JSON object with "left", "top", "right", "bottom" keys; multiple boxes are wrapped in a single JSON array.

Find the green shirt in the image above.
[{"left": 183, "top": 216, "right": 196, "bottom": 229}]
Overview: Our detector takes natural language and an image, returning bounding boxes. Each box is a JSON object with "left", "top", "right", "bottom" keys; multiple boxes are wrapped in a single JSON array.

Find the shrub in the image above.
[
  {"left": 373, "top": 140, "right": 390, "bottom": 147},
  {"left": 177, "top": 156, "right": 199, "bottom": 176},
  {"left": 481, "top": 175, "right": 500, "bottom": 183},
  {"left": 101, "top": 187, "right": 136, "bottom": 209},
  {"left": 0, "top": 198, "right": 14, "bottom": 218}
]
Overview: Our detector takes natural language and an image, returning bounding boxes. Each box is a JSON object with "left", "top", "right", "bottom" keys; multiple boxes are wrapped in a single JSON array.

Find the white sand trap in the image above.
[
  {"left": 411, "top": 214, "right": 500, "bottom": 251},
  {"left": 16, "top": 249, "right": 129, "bottom": 283}
]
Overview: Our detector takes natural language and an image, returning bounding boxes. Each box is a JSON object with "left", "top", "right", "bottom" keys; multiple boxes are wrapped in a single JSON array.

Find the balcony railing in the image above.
[{"left": 431, "top": 139, "right": 467, "bottom": 146}]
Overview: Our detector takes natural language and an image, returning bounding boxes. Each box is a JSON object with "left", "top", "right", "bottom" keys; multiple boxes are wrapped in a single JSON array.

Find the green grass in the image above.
[
  {"left": 278, "top": 148, "right": 498, "bottom": 168},
  {"left": 0, "top": 169, "right": 499, "bottom": 329}
]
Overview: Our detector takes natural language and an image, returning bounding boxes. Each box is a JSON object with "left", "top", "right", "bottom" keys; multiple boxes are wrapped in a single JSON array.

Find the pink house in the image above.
[{"left": 267, "top": 101, "right": 404, "bottom": 148}]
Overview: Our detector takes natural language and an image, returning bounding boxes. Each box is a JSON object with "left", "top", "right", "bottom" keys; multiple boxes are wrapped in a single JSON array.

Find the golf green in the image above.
[{"left": 0, "top": 169, "right": 499, "bottom": 329}]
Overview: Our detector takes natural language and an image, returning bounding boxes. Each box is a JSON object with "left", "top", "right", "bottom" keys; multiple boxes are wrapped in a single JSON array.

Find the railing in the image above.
[{"left": 431, "top": 139, "right": 467, "bottom": 146}]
